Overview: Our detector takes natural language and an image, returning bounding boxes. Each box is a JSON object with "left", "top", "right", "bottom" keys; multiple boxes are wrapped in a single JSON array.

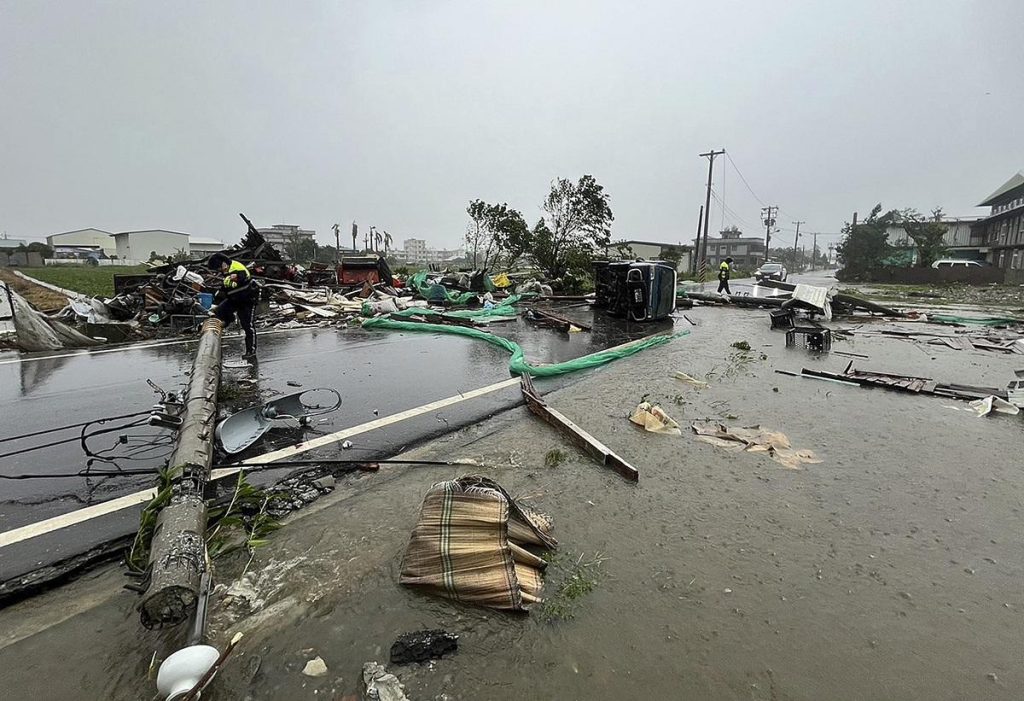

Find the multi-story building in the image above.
[
  {"left": 693, "top": 229, "right": 765, "bottom": 270},
  {"left": 257, "top": 224, "right": 315, "bottom": 259},
  {"left": 398, "top": 238, "right": 464, "bottom": 264},
  {"left": 402, "top": 238, "right": 428, "bottom": 261},
  {"left": 972, "top": 172, "right": 1024, "bottom": 281}
]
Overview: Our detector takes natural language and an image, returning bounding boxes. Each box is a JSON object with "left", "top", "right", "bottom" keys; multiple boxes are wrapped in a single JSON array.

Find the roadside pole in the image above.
[{"left": 140, "top": 318, "right": 223, "bottom": 628}]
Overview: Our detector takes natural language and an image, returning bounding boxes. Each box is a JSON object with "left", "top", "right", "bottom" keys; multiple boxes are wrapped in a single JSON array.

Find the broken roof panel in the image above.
[{"left": 978, "top": 172, "right": 1024, "bottom": 207}]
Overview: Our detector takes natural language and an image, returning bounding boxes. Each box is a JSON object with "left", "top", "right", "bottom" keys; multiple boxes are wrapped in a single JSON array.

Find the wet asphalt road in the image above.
[
  {"left": 0, "top": 308, "right": 664, "bottom": 582},
  {"left": 4, "top": 275, "right": 1024, "bottom": 700}
]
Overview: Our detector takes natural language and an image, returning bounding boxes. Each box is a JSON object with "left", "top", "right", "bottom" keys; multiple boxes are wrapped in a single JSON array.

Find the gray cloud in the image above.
[{"left": 2, "top": 0, "right": 1021, "bottom": 250}]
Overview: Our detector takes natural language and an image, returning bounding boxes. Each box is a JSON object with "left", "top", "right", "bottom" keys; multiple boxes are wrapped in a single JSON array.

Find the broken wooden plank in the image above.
[
  {"left": 527, "top": 307, "right": 592, "bottom": 332},
  {"left": 520, "top": 375, "right": 638, "bottom": 482},
  {"left": 294, "top": 303, "right": 338, "bottom": 318}
]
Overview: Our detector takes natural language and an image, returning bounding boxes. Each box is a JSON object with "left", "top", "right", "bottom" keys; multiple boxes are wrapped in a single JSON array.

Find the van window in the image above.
[{"left": 937, "top": 261, "right": 951, "bottom": 268}]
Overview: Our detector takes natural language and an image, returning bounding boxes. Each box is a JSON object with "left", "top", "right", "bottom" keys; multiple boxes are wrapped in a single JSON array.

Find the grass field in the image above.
[{"left": 18, "top": 265, "right": 150, "bottom": 297}]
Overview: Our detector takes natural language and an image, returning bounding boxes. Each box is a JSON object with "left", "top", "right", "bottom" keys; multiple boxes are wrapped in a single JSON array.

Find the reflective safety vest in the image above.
[
  {"left": 718, "top": 261, "right": 730, "bottom": 281},
  {"left": 223, "top": 260, "right": 252, "bottom": 295}
]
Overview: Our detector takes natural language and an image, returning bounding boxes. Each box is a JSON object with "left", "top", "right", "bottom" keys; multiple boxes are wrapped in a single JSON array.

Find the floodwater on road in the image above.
[
  {"left": 2, "top": 297, "right": 1021, "bottom": 700},
  {"left": 0, "top": 309, "right": 664, "bottom": 581}
]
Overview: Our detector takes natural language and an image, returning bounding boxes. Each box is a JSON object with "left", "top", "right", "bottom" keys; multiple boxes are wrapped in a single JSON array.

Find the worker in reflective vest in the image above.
[
  {"left": 207, "top": 252, "right": 258, "bottom": 359},
  {"left": 717, "top": 257, "right": 733, "bottom": 295}
]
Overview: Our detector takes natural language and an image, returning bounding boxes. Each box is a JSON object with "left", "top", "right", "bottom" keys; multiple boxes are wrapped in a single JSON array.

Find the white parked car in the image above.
[{"left": 931, "top": 259, "right": 985, "bottom": 269}]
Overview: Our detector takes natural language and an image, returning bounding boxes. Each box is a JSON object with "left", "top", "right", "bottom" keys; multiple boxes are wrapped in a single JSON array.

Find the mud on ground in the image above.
[{"left": 0, "top": 269, "right": 70, "bottom": 313}]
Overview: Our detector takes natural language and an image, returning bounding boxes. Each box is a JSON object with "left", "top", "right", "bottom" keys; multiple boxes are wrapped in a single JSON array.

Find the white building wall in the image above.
[
  {"left": 114, "top": 231, "right": 189, "bottom": 260},
  {"left": 47, "top": 229, "right": 116, "bottom": 255}
]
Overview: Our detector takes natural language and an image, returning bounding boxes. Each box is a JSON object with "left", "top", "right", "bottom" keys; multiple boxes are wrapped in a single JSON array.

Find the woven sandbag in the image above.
[{"left": 400, "top": 476, "right": 554, "bottom": 611}]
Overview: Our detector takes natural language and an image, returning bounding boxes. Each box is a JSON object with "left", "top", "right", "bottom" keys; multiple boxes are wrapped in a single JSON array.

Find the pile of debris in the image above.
[{"left": 682, "top": 278, "right": 903, "bottom": 318}]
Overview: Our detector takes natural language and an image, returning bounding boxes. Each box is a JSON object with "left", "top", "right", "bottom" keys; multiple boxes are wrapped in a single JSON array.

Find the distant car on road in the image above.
[
  {"left": 931, "top": 259, "right": 985, "bottom": 269},
  {"left": 754, "top": 262, "right": 787, "bottom": 282}
]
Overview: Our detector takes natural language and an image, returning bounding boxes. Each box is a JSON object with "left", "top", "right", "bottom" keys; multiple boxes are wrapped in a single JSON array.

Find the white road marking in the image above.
[{"left": 0, "top": 377, "right": 520, "bottom": 549}]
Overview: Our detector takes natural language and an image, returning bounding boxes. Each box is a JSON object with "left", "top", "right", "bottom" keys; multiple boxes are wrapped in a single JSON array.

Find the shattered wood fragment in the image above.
[{"left": 800, "top": 362, "right": 1008, "bottom": 402}]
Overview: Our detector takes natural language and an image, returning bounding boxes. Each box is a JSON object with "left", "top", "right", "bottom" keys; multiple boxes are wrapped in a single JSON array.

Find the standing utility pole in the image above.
[
  {"left": 692, "top": 205, "right": 704, "bottom": 274},
  {"left": 698, "top": 149, "right": 725, "bottom": 283},
  {"left": 810, "top": 231, "right": 819, "bottom": 271},
  {"left": 792, "top": 220, "right": 804, "bottom": 269},
  {"left": 761, "top": 205, "right": 778, "bottom": 263}
]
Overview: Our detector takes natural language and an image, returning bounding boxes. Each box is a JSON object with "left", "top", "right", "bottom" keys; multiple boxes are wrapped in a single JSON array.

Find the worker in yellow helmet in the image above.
[
  {"left": 207, "top": 252, "right": 258, "bottom": 360},
  {"left": 717, "top": 257, "right": 733, "bottom": 295}
]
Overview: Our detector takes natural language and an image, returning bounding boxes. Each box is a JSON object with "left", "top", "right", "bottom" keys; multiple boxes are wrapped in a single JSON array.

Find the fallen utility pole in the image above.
[
  {"left": 520, "top": 374, "right": 639, "bottom": 482},
  {"left": 756, "top": 278, "right": 903, "bottom": 316},
  {"left": 140, "top": 318, "right": 223, "bottom": 629}
]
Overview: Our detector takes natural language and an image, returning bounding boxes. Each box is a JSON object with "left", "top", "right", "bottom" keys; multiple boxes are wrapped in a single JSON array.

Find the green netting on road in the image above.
[
  {"left": 361, "top": 315, "right": 687, "bottom": 377},
  {"left": 409, "top": 271, "right": 476, "bottom": 305},
  {"left": 408, "top": 272, "right": 534, "bottom": 307},
  {"left": 929, "top": 314, "right": 1023, "bottom": 327},
  {"left": 389, "top": 295, "right": 525, "bottom": 323}
]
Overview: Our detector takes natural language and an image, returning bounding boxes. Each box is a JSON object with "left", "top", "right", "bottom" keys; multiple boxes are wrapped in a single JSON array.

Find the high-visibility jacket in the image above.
[
  {"left": 718, "top": 261, "right": 730, "bottom": 281},
  {"left": 223, "top": 260, "right": 253, "bottom": 296}
]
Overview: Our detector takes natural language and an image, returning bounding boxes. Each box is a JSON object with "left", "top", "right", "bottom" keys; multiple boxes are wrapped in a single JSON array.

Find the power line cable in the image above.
[
  {"left": 710, "top": 189, "right": 756, "bottom": 229},
  {"left": 725, "top": 153, "right": 767, "bottom": 207}
]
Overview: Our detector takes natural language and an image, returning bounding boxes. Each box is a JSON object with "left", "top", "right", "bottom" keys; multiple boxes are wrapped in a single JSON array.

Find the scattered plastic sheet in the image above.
[
  {"left": 629, "top": 402, "right": 682, "bottom": 435},
  {"left": 691, "top": 420, "right": 822, "bottom": 470},
  {"left": 968, "top": 395, "right": 1020, "bottom": 417}
]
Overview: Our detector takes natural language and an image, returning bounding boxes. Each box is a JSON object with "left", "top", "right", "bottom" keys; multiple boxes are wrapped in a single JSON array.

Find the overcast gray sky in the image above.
[{"left": 2, "top": 0, "right": 1021, "bottom": 250}]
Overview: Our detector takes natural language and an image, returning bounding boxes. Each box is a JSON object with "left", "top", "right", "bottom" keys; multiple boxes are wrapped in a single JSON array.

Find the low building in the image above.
[
  {"left": 112, "top": 230, "right": 190, "bottom": 262},
  {"left": 52, "top": 245, "right": 104, "bottom": 260},
  {"left": 693, "top": 229, "right": 765, "bottom": 270},
  {"left": 884, "top": 216, "right": 987, "bottom": 264},
  {"left": 615, "top": 240, "right": 692, "bottom": 273},
  {"left": 0, "top": 238, "right": 29, "bottom": 252},
  {"left": 972, "top": 172, "right": 1024, "bottom": 281},
  {"left": 257, "top": 224, "right": 315, "bottom": 259},
  {"left": 188, "top": 237, "right": 227, "bottom": 255},
  {"left": 46, "top": 228, "right": 116, "bottom": 256}
]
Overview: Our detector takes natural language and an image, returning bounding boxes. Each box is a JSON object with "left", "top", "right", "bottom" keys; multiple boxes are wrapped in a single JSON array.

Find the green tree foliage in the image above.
[
  {"left": 314, "top": 244, "right": 339, "bottom": 264},
  {"left": 533, "top": 175, "right": 614, "bottom": 279},
  {"left": 896, "top": 207, "right": 948, "bottom": 268},
  {"left": 15, "top": 242, "right": 55, "bottom": 258},
  {"left": 285, "top": 236, "right": 317, "bottom": 263},
  {"left": 465, "top": 199, "right": 530, "bottom": 270},
  {"left": 836, "top": 205, "right": 896, "bottom": 281},
  {"left": 772, "top": 247, "right": 806, "bottom": 272}
]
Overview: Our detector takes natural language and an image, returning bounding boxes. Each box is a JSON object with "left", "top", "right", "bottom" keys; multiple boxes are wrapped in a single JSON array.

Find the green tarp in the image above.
[
  {"left": 929, "top": 314, "right": 1023, "bottom": 327},
  {"left": 362, "top": 314, "right": 686, "bottom": 377}
]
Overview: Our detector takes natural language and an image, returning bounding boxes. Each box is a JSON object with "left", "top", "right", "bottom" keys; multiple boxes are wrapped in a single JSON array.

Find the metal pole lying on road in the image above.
[{"left": 140, "top": 318, "right": 223, "bottom": 628}]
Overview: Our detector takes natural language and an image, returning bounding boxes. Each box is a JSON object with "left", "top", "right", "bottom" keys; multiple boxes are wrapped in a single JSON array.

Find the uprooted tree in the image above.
[
  {"left": 465, "top": 200, "right": 531, "bottom": 270},
  {"left": 836, "top": 204, "right": 896, "bottom": 281},
  {"left": 895, "top": 207, "right": 949, "bottom": 268},
  {"left": 533, "top": 175, "right": 614, "bottom": 280}
]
